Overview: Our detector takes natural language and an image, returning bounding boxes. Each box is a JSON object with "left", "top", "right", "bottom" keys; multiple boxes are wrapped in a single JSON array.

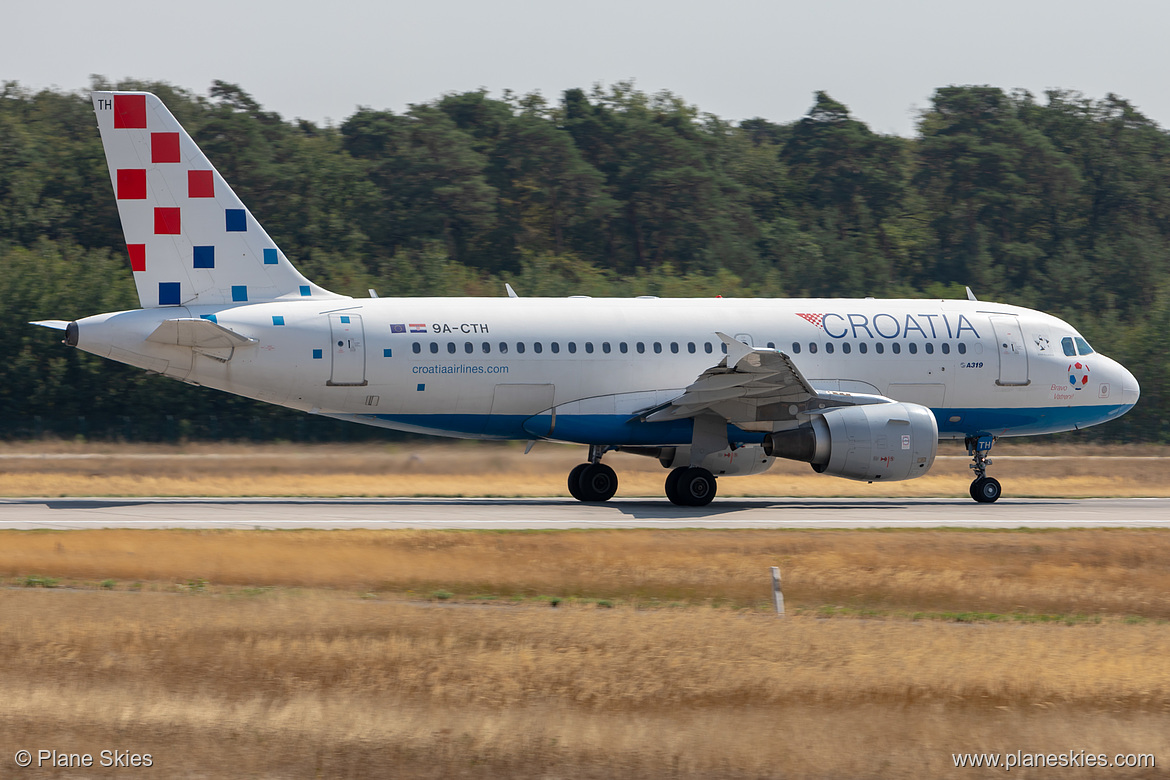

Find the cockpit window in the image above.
[
  {"left": 1075, "top": 336, "right": 1094, "bottom": 356},
  {"left": 1061, "top": 337, "right": 1076, "bottom": 357}
]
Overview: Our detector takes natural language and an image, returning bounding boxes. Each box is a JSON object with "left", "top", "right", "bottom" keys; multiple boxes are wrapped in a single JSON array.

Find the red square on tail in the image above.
[
  {"left": 113, "top": 95, "right": 147, "bottom": 129},
  {"left": 154, "top": 207, "right": 181, "bottom": 235},
  {"left": 116, "top": 169, "right": 147, "bottom": 199},
  {"left": 152, "top": 132, "right": 181, "bottom": 163},
  {"left": 188, "top": 170, "right": 214, "bottom": 198},
  {"left": 127, "top": 244, "right": 146, "bottom": 272}
]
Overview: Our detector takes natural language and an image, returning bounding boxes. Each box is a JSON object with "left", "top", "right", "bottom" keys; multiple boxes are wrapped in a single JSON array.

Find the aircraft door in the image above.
[
  {"left": 988, "top": 314, "right": 1029, "bottom": 386},
  {"left": 327, "top": 314, "right": 367, "bottom": 386}
]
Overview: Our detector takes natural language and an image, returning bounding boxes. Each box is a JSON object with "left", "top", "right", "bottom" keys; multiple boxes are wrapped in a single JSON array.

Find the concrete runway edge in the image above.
[{"left": 0, "top": 496, "right": 1167, "bottom": 530}]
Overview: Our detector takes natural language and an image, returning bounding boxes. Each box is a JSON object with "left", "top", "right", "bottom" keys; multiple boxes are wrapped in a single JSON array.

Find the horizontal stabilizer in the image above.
[
  {"left": 30, "top": 320, "right": 70, "bottom": 330},
  {"left": 146, "top": 318, "right": 256, "bottom": 350}
]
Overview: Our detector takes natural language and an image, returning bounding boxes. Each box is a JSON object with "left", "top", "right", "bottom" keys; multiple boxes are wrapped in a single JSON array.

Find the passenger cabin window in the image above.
[
  {"left": 1075, "top": 337, "right": 1094, "bottom": 355},
  {"left": 1061, "top": 337, "right": 1076, "bottom": 357},
  {"left": 670, "top": 342, "right": 679, "bottom": 354},
  {"left": 430, "top": 342, "right": 439, "bottom": 354},
  {"left": 482, "top": 342, "right": 491, "bottom": 354},
  {"left": 925, "top": 343, "right": 934, "bottom": 355},
  {"left": 447, "top": 342, "right": 456, "bottom": 354},
  {"left": 636, "top": 342, "right": 645, "bottom": 354},
  {"left": 705, "top": 342, "right": 713, "bottom": 354},
  {"left": 551, "top": 342, "right": 560, "bottom": 354},
  {"left": 412, "top": 342, "right": 421, "bottom": 354},
  {"left": 766, "top": 342, "right": 776, "bottom": 349},
  {"left": 567, "top": 342, "right": 576, "bottom": 354},
  {"left": 534, "top": 342, "right": 542, "bottom": 354},
  {"left": 791, "top": 342, "right": 801, "bottom": 354},
  {"left": 585, "top": 342, "right": 594, "bottom": 354},
  {"left": 619, "top": 342, "right": 628, "bottom": 354},
  {"left": 908, "top": 343, "right": 918, "bottom": 355},
  {"left": 941, "top": 343, "right": 950, "bottom": 354},
  {"left": 875, "top": 342, "right": 884, "bottom": 354},
  {"left": 654, "top": 342, "right": 663, "bottom": 354},
  {"left": 602, "top": 342, "right": 611, "bottom": 354},
  {"left": 859, "top": 342, "right": 867, "bottom": 354},
  {"left": 464, "top": 342, "right": 473, "bottom": 354},
  {"left": 825, "top": 342, "right": 834, "bottom": 354},
  {"left": 842, "top": 342, "right": 851, "bottom": 354},
  {"left": 687, "top": 342, "right": 696, "bottom": 354},
  {"left": 958, "top": 343, "right": 967, "bottom": 355},
  {"left": 517, "top": 342, "right": 526, "bottom": 354},
  {"left": 499, "top": 342, "right": 508, "bottom": 354},
  {"left": 808, "top": 342, "right": 818, "bottom": 354},
  {"left": 892, "top": 343, "right": 901, "bottom": 354}
]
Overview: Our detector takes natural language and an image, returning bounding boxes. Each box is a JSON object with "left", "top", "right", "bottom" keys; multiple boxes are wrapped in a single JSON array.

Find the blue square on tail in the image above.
[
  {"left": 225, "top": 209, "right": 246, "bottom": 232},
  {"left": 300, "top": 286, "right": 311, "bottom": 296},
  {"left": 193, "top": 246, "right": 215, "bottom": 269},
  {"left": 231, "top": 285, "right": 248, "bottom": 302},
  {"left": 159, "top": 282, "right": 181, "bottom": 305},
  {"left": 263, "top": 248, "right": 278, "bottom": 265}
]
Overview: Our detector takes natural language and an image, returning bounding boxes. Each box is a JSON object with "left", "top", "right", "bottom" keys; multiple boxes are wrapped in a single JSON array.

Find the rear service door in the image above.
[{"left": 327, "top": 314, "right": 367, "bottom": 386}]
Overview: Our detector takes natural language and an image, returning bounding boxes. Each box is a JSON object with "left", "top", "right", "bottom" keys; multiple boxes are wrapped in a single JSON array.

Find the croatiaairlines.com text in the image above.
[{"left": 411, "top": 364, "right": 510, "bottom": 375}]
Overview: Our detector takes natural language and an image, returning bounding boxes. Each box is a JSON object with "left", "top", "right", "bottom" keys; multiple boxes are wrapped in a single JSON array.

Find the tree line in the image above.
[{"left": 0, "top": 77, "right": 1165, "bottom": 441}]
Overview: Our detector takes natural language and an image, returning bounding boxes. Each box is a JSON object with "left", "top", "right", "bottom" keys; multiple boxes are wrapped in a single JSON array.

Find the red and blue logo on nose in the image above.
[{"left": 1068, "top": 362, "right": 1090, "bottom": 389}]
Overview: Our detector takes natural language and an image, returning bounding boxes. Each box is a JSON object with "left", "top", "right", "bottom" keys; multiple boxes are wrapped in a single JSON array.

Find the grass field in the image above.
[
  {"left": 1, "top": 439, "right": 1168, "bottom": 497},
  {"left": 2, "top": 527, "right": 1168, "bottom": 778}
]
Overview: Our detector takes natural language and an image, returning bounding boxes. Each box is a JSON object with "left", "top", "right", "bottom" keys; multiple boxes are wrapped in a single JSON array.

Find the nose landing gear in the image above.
[{"left": 965, "top": 435, "right": 1001, "bottom": 503}]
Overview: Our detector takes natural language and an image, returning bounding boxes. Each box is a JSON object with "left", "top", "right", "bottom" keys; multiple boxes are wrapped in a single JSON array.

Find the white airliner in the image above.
[{"left": 33, "top": 92, "right": 1140, "bottom": 506}]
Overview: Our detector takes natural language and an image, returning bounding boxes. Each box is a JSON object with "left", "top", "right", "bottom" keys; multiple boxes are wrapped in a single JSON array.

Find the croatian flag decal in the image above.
[{"left": 409, "top": 323, "right": 427, "bottom": 333}]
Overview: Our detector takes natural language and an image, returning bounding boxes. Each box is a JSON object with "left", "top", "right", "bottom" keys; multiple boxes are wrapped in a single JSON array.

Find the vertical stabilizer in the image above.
[{"left": 91, "top": 91, "right": 342, "bottom": 308}]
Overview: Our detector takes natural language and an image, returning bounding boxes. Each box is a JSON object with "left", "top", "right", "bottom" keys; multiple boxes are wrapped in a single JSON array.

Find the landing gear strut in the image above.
[
  {"left": 665, "top": 467, "right": 717, "bottom": 507},
  {"left": 965, "top": 435, "right": 1001, "bottom": 503},
  {"left": 567, "top": 445, "right": 618, "bottom": 503}
]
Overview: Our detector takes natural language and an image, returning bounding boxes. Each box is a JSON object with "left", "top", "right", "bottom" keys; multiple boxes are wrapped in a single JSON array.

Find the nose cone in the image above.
[{"left": 1120, "top": 364, "right": 1140, "bottom": 409}]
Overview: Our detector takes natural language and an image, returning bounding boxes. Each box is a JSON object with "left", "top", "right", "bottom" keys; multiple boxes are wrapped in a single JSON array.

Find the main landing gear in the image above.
[
  {"left": 567, "top": 445, "right": 618, "bottom": 503},
  {"left": 965, "top": 435, "right": 1002, "bottom": 503},
  {"left": 665, "top": 467, "right": 717, "bottom": 507},
  {"left": 565, "top": 446, "right": 718, "bottom": 506}
]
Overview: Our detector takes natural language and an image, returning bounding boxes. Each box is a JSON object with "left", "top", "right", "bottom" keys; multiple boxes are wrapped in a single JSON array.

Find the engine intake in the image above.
[{"left": 764, "top": 402, "right": 938, "bottom": 481}]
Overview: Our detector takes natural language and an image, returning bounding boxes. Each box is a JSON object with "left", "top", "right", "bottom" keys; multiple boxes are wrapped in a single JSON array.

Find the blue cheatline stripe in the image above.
[{"left": 334, "top": 403, "right": 1136, "bottom": 443}]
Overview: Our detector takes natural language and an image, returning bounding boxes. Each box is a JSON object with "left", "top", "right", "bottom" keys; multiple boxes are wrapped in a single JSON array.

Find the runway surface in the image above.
[{"left": 0, "top": 496, "right": 1166, "bottom": 529}]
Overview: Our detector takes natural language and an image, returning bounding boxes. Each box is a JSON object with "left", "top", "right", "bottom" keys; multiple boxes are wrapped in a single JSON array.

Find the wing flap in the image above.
[{"left": 644, "top": 332, "right": 891, "bottom": 424}]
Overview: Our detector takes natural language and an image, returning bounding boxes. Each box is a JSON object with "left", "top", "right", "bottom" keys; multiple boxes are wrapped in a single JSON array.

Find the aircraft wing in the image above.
[{"left": 642, "top": 333, "right": 891, "bottom": 424}]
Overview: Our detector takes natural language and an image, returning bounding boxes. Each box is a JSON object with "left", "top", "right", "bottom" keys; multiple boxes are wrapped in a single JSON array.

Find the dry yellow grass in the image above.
[
  {"left": 3, "top": 527, "right": 1169, "bottom": 777},
  {"left": 4, "top": 528, "right": 1170, "bottom": 618},
  {"left": 0, "top": 440, "right": 1168, "bottom": 497},
  {"left": 2, "top": 588, "right": 1168, "bottom": 779}
]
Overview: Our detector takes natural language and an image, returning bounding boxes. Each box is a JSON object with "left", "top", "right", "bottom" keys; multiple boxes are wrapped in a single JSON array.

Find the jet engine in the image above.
[{"left": 763, "top": 402, "right": 938, "bottom": 481}]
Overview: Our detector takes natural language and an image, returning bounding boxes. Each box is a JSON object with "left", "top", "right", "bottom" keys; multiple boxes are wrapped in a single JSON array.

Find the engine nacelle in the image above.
[
  {"left": 763, "top": 402, "right": 938, "bottom": 482},
  {"left": 654, "top": 445, "right": 775, "bottom": 477}
]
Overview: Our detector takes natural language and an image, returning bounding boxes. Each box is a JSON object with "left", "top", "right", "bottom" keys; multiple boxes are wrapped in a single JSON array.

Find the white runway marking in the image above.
[{"left": 0, "top": 497, "right": 1165, "bottom": 530}]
